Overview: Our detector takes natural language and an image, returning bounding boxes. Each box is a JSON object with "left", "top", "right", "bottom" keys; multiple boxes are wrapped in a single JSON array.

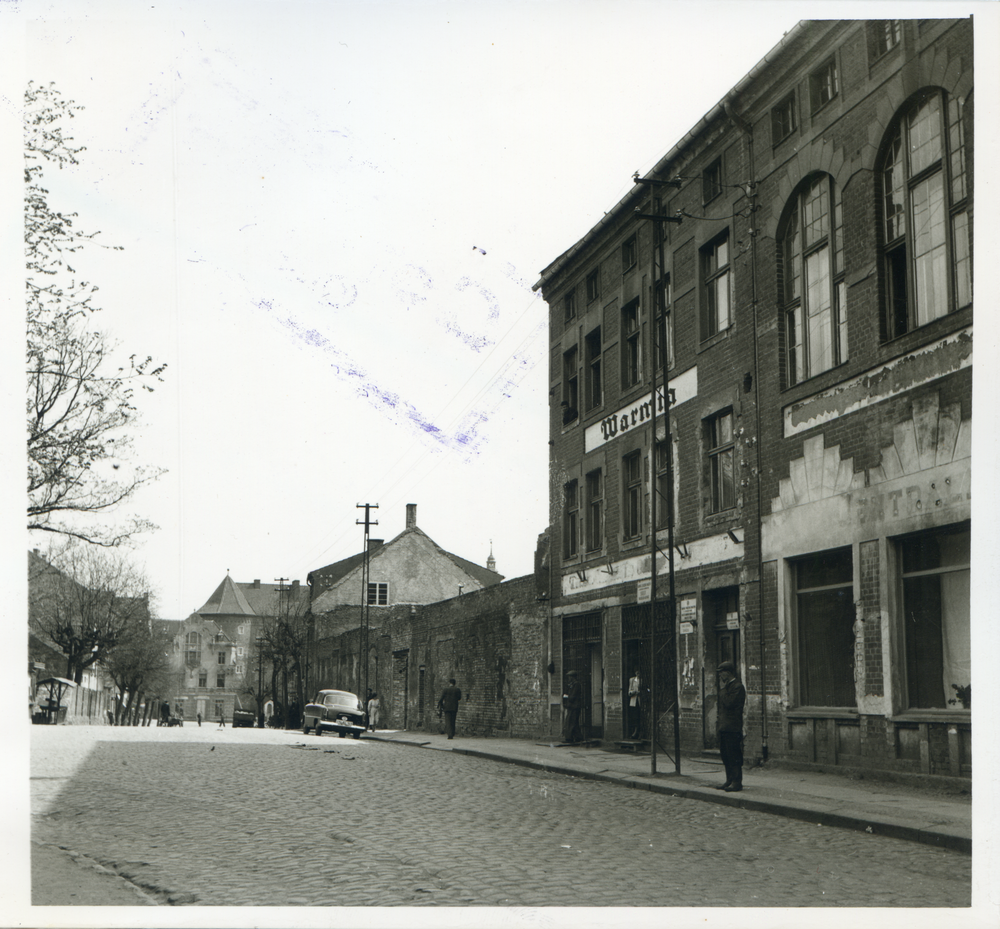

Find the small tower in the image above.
[{"left": 487, "top": 541, "right": 496, "bottom": 574}]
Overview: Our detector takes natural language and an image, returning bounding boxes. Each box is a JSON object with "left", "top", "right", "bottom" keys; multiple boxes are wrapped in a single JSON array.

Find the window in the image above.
[
  {"left": 562, "top": 346, "right": 579, "bottom": 423},
  {"left": 809, "top": 57, "right": 839, "bottom": 113},
  {"left": 563, "top": 480, "right": 579, "bottom": 559},
  {"left": 586, "top": 269, "right": 600, "bottom": 303},
  {"left": 870, "top": 20, "right": 901, "bottom": 59},
  {"left": 585, "top": 469, "right": 604, "bottom": 553},
  {"left": 655, "top": 275, "right": 673, "bottom": 373},
  {"left": 881, "top": 89, "right": 971, "bottom": 339},
  {"left": 794, "top": 548, "right": 854, "bottom": 707},
  {"left": 622, "top": 235, "right": 637, "bottom": 273},
  {"left": 217, "top": 651, "right": 225, "bottom": 665},
  {"left": 622, "top": 451, "right": 642, "bottom": 540},
  {"left": 703, "top": 158, "right": 723, "bottom": 203},
  {"left": 780, "top": 174, "right": 847, "bottom": 385},
  {"left": 236, "top": 665, "right": 243, "bottom": 676},
  {"left": 198, "top": 670, "right": 208, "bottom": 688},
  {"left": 185, "top": 632, "right": 201, "bottom": 667},
  {"left": 217, "top": 673, "right": 226, "bottom": 688},
  {"left": 585, "top": 328, "right": 602, "bottom": 411},
  {"left": 707, "top": 410, "right": 735, "bottom": 513},
  {"left": 655, "top": 441, "right": 670, "bottom": 530},
  {"left": 900, "top": 524, "right": 970, "bottom": 710},
  {"left": 214, "top": 700, "right": 224, "bottom": 719},
  {"left": 771, "top": 92, "right": 797, "bottom": 145},
  {"left": 563, "top": 289, "right": 576, "bottom": 324},
  {"left": 237, "top": 647, "right": 244, "bottom": 658},
  {"left": 367, "top": 582, "right": 388, "bottom": 606},
  {"left": 701, "top": 234, "right": 731, "bottom": 339},
  {"left": 621, "top": 301, "right": 642, "bottom": 390}
]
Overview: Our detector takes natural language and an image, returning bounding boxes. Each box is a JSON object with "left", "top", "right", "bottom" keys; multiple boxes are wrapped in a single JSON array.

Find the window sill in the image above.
[
  {"left": 891, "top": 710, "right": 971, "bottom": 725},
  {"left": 696, "top": 327, "right": 731, "bottom": 354},
  {"left": 786, "top": 707, "right": 858, "bottom": 719}
]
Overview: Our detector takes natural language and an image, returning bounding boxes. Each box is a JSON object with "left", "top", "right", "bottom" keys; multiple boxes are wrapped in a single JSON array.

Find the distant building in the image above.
[{"left": 534, "top": 19, "right": 972, "bottom": 777}]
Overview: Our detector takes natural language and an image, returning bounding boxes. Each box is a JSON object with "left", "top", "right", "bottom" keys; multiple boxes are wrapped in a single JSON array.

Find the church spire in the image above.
[{"left": 487, "top": 540, "right": 496, "bottom": 573}]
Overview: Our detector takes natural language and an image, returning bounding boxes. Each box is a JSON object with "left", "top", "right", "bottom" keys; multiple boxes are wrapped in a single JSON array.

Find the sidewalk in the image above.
[{"left": 366, "top": 729, "right": 972, "bottom": 854}]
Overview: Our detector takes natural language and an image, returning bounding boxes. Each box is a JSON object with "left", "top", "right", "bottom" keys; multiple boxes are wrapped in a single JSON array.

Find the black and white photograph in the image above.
[{"left": 6, "top": 1, "right": 998, "bottom": 927}]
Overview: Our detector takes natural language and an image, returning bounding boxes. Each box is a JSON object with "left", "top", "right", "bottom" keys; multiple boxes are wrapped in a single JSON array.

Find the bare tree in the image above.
[
  {"left": 25, "top": 82, "right": 166, "bottom": 546},
  {"left": 29, "top": 544, "right": 154, "bottom": 685},
  {"left": 260, "top": 588, "right": 311, "bottom": 729},
  {"left": 103, "top": 621, "right": 172, "bottom": 726}
]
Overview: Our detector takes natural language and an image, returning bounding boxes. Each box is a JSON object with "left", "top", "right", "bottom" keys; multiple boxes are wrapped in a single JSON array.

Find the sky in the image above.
[{"left": 4, "top": 0, "right": 996, "bottom": 629}]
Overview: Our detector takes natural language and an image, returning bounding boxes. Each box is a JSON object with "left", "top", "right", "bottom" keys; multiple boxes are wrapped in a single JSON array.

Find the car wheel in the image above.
[
  {"left": 315, "top": 724, "right": 323, "bottom": 736},
  {"left": 302, "top": 722, "right": 311, "bottom": 734},
  {"left": 353, "top": 731, "right": 361, "bottom": 740},
  {"left": 339, "top": 731, "right": 346, "bottom": 738}
]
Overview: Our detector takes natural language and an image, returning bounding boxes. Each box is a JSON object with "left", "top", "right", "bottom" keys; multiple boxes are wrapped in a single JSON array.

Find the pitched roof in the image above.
[{"left": 197, "top": 575, "right": 256, "bottom": 615}]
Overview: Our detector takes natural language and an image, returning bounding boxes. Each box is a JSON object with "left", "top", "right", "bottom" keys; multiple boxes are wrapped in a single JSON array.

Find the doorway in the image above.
[
  {"left": 563, "top": 612, "right": 603, "bottom": 740},
  {"left": 702, "top": 587, "right": 740, "bottom": 749}
]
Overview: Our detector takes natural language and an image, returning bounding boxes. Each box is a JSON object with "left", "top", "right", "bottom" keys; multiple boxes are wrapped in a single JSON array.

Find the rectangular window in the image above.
[
  {"left": 586, "top": 269, "right": 600, "bottom": 303},
  {"left": 585, "top": 327, "right": 602, "bottom": 411},
  {"left": 217, "top": 651, "right": 225, "bottom": 665},
  {"left": 198, "top": 670, "right": 208, "bottom": 688},
  {"left": 707, "top": 410, "right": 736, "bottom": 513},
  {"left": 564, "top": 289, "right": 576, "bottom": 323},
  {"left": 771, "top": 93, "right": 797, "bottom": 144},
  {"left": 585, "top": 469, "right": 604, "bottom": 553},
  {"left": 562, "top": 346, "right": 579, "bottom": 423},
  {"left": 563, "top": 480, "right": 579, "bottom": 559},
  {"left": 900, "top": 524, "right": 970, "bottom": 710},
  {"left": 794, "top": 548, "right": 855, "bottom": 707},
  {"left": 703, "top": 158, "right": 723, "bottom": 203},
  {"left": 621, "top": 301, "right": 642, "bottom": 390},
  {"left": 622, "top": 235, "right": 637, "bottom": 273},
  {"left": 655, "top": 275, "right": 673, "bottom": 373},
  {"left": 217, "top": 673, "right": 226, "bottom": 688},
  {"left": 701, "top": 234, "right": 731, "bottom": 339},
  {"left": 367, "top": 582, "right": 388, "bottom": 605},
  {"left": 871, "top": 20, "right": 901, "bottom": 58},
  {"left": 655, "top": 441, "right": 670, "bottom": 530},
  {"left": 622, "top": 451, "right": 642, "bottom": 540},
  {"left": 237, "top": 647, "right": 244, "bottom": 658},
  {"left": 809, "top": 57, "right": 839, "bottom": 113}
]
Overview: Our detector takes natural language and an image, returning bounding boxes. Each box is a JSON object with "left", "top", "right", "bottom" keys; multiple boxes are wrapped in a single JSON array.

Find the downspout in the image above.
[{"left": 724, "top": 94, "right": 768, "bottom": 763}]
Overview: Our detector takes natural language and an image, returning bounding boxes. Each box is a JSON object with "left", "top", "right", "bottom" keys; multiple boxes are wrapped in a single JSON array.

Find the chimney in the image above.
[
  {"left": 291, "top": 580, "right": 300, "bottom": 591},
  {"left": 368, "top": 539, "right": 384, "bottom": 552},
  {"left": 406, "top": 503, "right": 417, "bottom": 529}
]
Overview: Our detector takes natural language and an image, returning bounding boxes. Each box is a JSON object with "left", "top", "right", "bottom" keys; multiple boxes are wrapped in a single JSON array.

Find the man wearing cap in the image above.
[
  {"left": 716, "top": 660, "right": 746, "bottom": 791},
  {"left": 563, "top": 670, "right": 584, "bottom": 744}
]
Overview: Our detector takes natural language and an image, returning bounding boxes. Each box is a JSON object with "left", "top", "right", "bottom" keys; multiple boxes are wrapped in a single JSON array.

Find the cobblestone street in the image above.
[{"left": 31, "top": 727, "right": 971, "bottom": 908}]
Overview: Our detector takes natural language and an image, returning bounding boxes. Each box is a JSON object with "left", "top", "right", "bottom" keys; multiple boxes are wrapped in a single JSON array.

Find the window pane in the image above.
[
  {"left": 798, "top": 548, "right": 852, "bottom": 588},
  {"left": 783, "top": 206, "right": 801, "bottom": 302},
  {"left": 952, "top": 210, "right": 972, "bottom": 308},
  {"left": 837, "top": 279, "right": 848, "bottom": 364},
  {"left": 911, "top": 172, "right": 948, "bottom": 325},
  {"left": 883, "top": 130, "right": 905, "bottom": 242},
  {"left": 803, "top": 178, "right": 830, "bottom": 247},
  {"left": 948, "top": 95, "right": 967, "bottom": 202},
  {"left": 714, "top": 271, "right": 730, "bottom": 330},
  {"left": 907, "top": 93, "right": 943, "bottom": 176},
  {"left": 787, "top": 305, "right": 803, "bottom": 384},
  {"left": 805, "top": 247, "right": 833, "bottom": 374}
]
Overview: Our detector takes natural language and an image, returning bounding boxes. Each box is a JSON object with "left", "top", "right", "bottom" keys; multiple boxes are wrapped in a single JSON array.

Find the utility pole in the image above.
[
  {"left": 357, "top": 503, "right": 378, "bottom": 716},
  {"left": 256, "top": 635, "right": 265, "bottom": 728},
  {"left": 634, "top": 173, "right": 683, "bottom": 776}
]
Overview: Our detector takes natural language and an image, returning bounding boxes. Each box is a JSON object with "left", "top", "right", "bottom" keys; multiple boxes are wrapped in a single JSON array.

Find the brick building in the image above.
[{"left": 534, "top": 19, "right": 972, "bottom": 778}]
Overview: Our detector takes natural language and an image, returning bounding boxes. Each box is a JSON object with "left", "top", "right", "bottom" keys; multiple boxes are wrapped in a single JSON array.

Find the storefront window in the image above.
[
  {"left": 794, "top": 548, "right": 855, "bottom": 707},
  {"left": 900, "top": 523, "right": 970, "bottom": 709}
]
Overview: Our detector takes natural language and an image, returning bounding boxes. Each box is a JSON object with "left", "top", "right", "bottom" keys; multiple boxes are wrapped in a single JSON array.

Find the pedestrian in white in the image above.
[{"left": 367, "top": 693, "right": 380, "bottom": 731}]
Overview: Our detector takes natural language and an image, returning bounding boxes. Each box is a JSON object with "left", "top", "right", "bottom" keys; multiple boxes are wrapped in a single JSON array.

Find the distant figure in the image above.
[
  {"left": 715, "top": 661, "right": 746, "bottom": 792},
  {"left": 628, "top": 670, "right": 641, "bottom": 739},
  {"left": 197, "top": 712, "right": 202, "bottom": 727},
  {"left": 218, "top": 711, "right": 226, "bottom": 729},
  {"left": 160, "top": 701, "right": 171, "bottom": 727},
  {"left": 563, "top": 670, "right": 583, "bottom": 744},
  {"left": 437, "top": 679, "right": 462, "bottom": 739},
  {"left": 367, "top": 693, "right": 380, "bottom": 731}
]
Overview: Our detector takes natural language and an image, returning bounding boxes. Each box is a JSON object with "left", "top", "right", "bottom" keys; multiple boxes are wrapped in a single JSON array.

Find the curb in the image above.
[{"left": 373, "top": 736, "right": 971, "bottom": 855}]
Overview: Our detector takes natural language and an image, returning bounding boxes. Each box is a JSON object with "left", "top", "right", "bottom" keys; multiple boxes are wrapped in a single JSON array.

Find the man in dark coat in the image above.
[
  {"left": 563, "top": 670, "right": 584, "bottom": 743},
  {"left": 438, "top": 678, "right": 462, "bottom": 739},
  {"left": 716, "top": 660, "right": 746, "bottom": 791}
]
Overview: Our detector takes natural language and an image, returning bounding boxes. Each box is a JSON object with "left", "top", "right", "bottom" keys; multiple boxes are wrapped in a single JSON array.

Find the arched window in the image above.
[
  {"left": 779, "top": 173, "right": 846, "bottom": 386},
  {"left": 880, "top": 88, "right": 971, "bottom": 339}
]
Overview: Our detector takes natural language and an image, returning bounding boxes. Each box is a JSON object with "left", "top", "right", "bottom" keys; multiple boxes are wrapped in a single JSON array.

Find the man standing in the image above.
[
  {"left": 563, "top": 670, "right": 584, "bottom": 744},
  {"left": 437, "top": 678, "right": 462, "bottom": 739},
  {"left": 628, "top": 670, "right": 642, "bottom": 739},
  {"left": 715, "top": 660, "right": 746, "bottom": 792}
]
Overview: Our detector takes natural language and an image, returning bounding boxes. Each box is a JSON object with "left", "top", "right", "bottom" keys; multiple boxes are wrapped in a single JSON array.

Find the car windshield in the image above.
[{"left": 322, "top": 693, "right": 360, "bottom": 710}]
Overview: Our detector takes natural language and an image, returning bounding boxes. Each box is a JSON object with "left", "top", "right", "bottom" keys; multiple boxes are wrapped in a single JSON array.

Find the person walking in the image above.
[
  {"left": 197, "top": 712, "right": 202, "bottom": 727},
  {"left": 628, "top": 670, "right": 642, "bottom": 739},
  {"left": 367, "top": 693, "right": 380, "bottom": 731},
  {"left": 715, "top": 660, "right": 746, "bottom": 792},
  {"left": 218, "top": 710, "right": 226, "bottom": 729},
  {"left": 563, "top": 670, "right": 584, "bottom": 743},
  {"left": 437, "top": 678, "right": 462, "bottom": 739}
]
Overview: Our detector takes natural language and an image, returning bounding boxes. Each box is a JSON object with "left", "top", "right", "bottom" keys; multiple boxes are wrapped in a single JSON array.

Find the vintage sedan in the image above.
[{"left": 303, "top": 689, "right": 366, "bottom": 739}]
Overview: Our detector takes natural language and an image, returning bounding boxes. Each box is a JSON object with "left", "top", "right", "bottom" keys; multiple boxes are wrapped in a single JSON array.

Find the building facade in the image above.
[{"left": 535, "top": 19, "right": 972, "bottom": 777}]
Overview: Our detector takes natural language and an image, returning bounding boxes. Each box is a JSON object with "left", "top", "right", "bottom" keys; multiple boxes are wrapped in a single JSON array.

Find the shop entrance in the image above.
[
  {"left": 702, "top": 587, "right": 740, "bottom": 750},
  {"left": 563, "top": 613, "right": 603, "bottom": 739}
]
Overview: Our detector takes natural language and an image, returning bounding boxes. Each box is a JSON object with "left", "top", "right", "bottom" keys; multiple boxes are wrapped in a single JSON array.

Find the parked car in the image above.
[
  {"left": 302, "top": 690, "right": 366, "bottom": 739},
  {"left": 232, "top": 708, "right": 255, "bottom": 728}
]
